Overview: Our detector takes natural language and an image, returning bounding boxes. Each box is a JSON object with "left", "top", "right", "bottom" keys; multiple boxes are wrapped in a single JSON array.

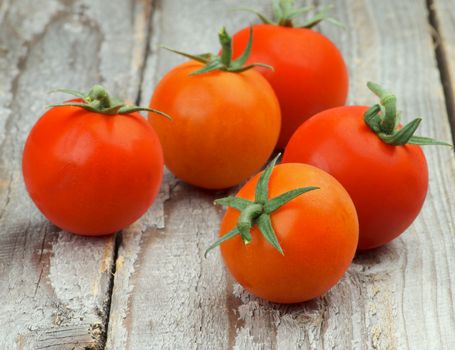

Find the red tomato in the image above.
[
  {"left": 283, "top": 106, "right": 429, "bottom": 250},
  {"left": 214, "top": 162, "right": 358, "bottom": 304},
  {"left": 232, "top": 24, "right": 348, "bottom": 149},
  {"left": 22, "top": 88, "right": 164, "bottom": 235},
  {"left": 149, "top": 60, "right": 280, "bottom": 190}
]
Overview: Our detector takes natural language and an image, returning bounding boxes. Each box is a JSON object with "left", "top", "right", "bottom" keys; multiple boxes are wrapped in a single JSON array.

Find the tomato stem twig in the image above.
[
  {"left": 162, "top": 27, "right": 273, "bottom": 75},
  {"left": 364, "top": 82, "right": 451, "bottom": 146},
  {"left": 205, "top": 154, "right": 319, "bottom": 257},
  {"left": 49, "top": 85, "right": 171, "bottom": 119},
  {"left": 236, "top": 0, "right": 343, "bottom": 29}
]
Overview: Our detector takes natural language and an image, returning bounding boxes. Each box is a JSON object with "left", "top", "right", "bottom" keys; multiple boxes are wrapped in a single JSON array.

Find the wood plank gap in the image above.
[
  {"left": 426, "top": 0, "right": 455, "bottom": 144},
  {"left": 135, "top": 0, "right": 156, "bottom": 106},
  {"left": 100, "top": 232, "right": 122, "bottom": 349},
  {"left": 103, "top": 0, "right": 156, "bottom": 346}
]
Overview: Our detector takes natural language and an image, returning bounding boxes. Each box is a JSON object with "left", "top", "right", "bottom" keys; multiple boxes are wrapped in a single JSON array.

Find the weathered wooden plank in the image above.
[
  {"left": 432, "top": 0, "right": 455, "bottom": 133},
  {"left": 107, "top": 0, "right": 455, "bottom": 349},
  {"left": 0, "top": 0, "right": 152, "bottom": 348},
  {"left": 106, "top": 2, "right": 270, "bottom": 348},
  {"left": 319, "top": 1, "right": 455, "bottom": 347}
]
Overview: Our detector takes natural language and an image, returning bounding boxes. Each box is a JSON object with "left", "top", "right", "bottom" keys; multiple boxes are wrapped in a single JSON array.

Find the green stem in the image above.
[
  {"left": 278, "top": 18, "right": 293, "bottom": 27},
  {"left": 367, "top": 82, "right": 396, "bottom": 134},
  {"left": 367, "top": 81, "right": 388, "bottom": 97},
  {"left": 88, "top": 85, "right": 111, "bottom": 108},
  {"left": 219, "top": 27, "right": 232, "bottom": 67},
  {"left": 237, "top": 203, "right": 263, "bottom": 237}
]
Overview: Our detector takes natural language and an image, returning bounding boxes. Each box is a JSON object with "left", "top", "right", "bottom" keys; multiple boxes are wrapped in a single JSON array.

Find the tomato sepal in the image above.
[
  {"left": 257, "top": 213, "right": 283, "bottom": 255},
  {"left": 49, "top": 85, "right": 171, "bottom": 119},
  {"left": 300, "top": 5, "right": 344, "bottom": 29},
  {"left": 255, "top": 153, "right": 279, "bottom": 203},
  {"left": 162, "top": 27, "right": 273, "bottom": 75},
  {"left": 204, "top": 227, "right": 240, "bottom": 258},
  {"left": 233, "top": 8, "right": 275, "bottom": 25},
  {"left": 264, "top": 186, "right": 319, "bottom": 213},
  {"left": 364, "top": 82, "right": 451, "bottom": 146},
  {"left": 236, "top": 1, "right": 342, "bottom": 29},
  {"left": 214, "top": 197, "right": 253, "bottom": 211},
  {"left": 205, "top": 154, "right": 319, "bottom": 257},
  {"left": 160, "top": 48, "right": 214, "bottom": 65}
]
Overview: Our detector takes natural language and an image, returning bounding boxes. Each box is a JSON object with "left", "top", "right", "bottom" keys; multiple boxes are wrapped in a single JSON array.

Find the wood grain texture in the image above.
[
  {"left": 106, "top": 0, "right": 455, "bottom": 349},
  {"left": 432, "top": 0, "right": 455, "bottom": 133},
  {"left": 0, "top": 0, "right": 152, "bottom": 348},
  {"left": 106, "top": 2, "right": 270, "bottom": 348},
  {"left": 319, "top": 1, "right": 455, "bottom": 347}
]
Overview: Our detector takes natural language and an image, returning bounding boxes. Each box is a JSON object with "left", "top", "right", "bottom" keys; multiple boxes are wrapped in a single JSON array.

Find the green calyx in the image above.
[
  {"left": 50, "top": 84, "right": 171, "bottom": 118},
  {"left": 205, "top": 154, "right": 319, "bottom": 257},
  {"left": 237, "top": 0, "right": 343, "bottom": 29},
  {"left": 162, "top": 26, "right": 273, "bottom": 75},
  {"left": 364, "top": 82, "right": 451, "bottom": 146}
]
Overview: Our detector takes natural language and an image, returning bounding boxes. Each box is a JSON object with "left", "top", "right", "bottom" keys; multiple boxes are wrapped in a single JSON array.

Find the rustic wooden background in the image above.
[{"left": 1, "top": 0, "right": 454, "bottom": 349}]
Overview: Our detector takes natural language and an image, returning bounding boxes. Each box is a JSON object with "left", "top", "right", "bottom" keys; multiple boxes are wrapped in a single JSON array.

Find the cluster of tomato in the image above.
[{"left": 22, "top": 1, "right": 449, "bottom": 304}]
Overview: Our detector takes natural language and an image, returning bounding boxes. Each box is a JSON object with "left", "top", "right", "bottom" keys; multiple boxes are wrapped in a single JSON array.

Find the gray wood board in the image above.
[
  {"left": 0, "top": 0, "right": 151, "bottom": 348},
  {"left": 432, "top": 0, "right": 455, "bottom": 133},
  {"left": 106, "top": 0, "right": 455, "bottom": 349},
  {"left": 319, "top": 0, "right": 455, "bottom": 349}
]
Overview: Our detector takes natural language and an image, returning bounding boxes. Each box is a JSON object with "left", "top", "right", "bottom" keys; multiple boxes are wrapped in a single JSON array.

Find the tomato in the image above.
[
  {"left": 207, "top": 157, "right": 358, "bottom": 304},
  {"left": 149, "top": 28, "right": 280, "bottom": 190},
  {"left": 283, "top": 82, "right": 448, "bottom": 250},
  {"left": 232, "top": 20, "right": 348, "bottom": 149},
  {"left": 22, "top": 85, "right": 165, "bottom": 235}
]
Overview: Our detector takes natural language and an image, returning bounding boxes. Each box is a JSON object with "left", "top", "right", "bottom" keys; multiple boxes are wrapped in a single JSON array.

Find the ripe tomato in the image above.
[
  {"left": 232, "top": 24, "right": 348, "bottom": 149},
  {"left": 283, "top": 82, "right": 448, "bottom": 250},
  {"left": 283, "top": 106, "right": 428, "bottom": 250},
  {"left": 22, "top": 86, "right": 165, "bottom": 235},
  {"left": 149, "top": 29, "right": 280, "bottom": 190},
  {"left": 208, "top": 158, "right": 358, "bottom": 304}
]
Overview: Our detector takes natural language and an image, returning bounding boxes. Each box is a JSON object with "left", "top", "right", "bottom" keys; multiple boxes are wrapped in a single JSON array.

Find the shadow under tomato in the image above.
[{"left": 351, "top": 238, "right": 405, "bottom": 274}]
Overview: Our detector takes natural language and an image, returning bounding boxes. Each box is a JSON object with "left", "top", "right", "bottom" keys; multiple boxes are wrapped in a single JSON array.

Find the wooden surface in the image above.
[
  {"left": 0, "top": 0, "right": 150, "bottom": 348},
  {"left": 432, "top": 0, "right": 455, "bottom": 135},
  {"left": 1, "top": 0, "right": 454, "bottom": 349}
]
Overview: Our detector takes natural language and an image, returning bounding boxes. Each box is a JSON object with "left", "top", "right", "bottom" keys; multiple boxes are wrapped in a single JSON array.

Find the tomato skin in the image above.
[
  {"left": 232, "top": 24, "right": 348, "bottom": 149},
  {"left": 22, "top": 105, "right": 163, "bottom": 235},
  {"left": 220, "top": 163, "right": 358, "bottom": 304},
  {"left": 283, "top": 106, "right": 429, "bottom": 250},
  {"left": 149, "top": 61, "right": 281, "bottom": 190}
]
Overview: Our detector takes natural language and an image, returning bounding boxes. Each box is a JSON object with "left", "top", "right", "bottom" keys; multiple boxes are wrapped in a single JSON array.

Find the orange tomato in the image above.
[
  {"left": 216, "top": 162, "right": 358, "bottom": 303},
  {"left": 149, "top": 60, "right": 280, "bottom": 189}
]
